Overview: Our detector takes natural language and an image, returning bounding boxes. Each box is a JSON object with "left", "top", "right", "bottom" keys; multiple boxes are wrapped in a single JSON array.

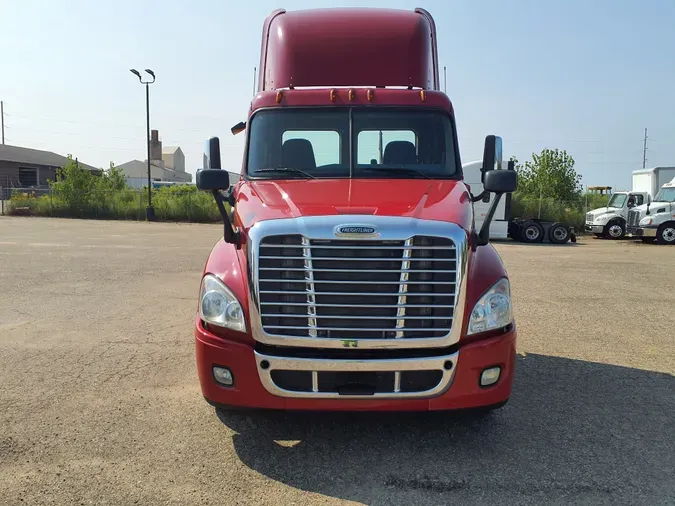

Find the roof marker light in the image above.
[
  {"left": 330, "top": 88, "right": 337, "bottom": 102},
  {"left": 366, "top": 89, "right": 374, "bottom": 102},
  {"left": 420, "top": 90, "right": 427, "bottom": 102},
  {"left": 276, "top": 91, "right": 283, "bottom": 104},
  {"left": 348, "top": 89, "right": 355, "bottom": 101}
]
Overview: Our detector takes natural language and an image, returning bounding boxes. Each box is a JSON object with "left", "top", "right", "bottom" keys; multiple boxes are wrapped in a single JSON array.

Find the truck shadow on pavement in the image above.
[{"left": 216, "top": 355, "right": 674, "bottom": 504}]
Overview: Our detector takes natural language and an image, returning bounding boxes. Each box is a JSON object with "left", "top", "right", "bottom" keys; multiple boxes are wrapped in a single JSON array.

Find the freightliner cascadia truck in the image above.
[{"left": 193, "top": 7, "right": 518, "bottom": 414}]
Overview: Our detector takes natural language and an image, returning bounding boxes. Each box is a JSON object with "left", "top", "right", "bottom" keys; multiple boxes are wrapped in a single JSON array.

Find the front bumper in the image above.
[
  {"left": 195, "top": 319, "right": 516, "bottom": 412},
  {"left": 628, "top": 226, "right": 657, "bottom": 237},
  {"left": 585, "top": 223, "right": 604, "bottom": 234}
]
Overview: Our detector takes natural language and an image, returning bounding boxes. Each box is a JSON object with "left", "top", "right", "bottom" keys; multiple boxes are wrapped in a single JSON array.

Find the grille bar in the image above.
[
  {"left": 260, "top": 268, "right": 457, "bottom": 273},
  {"left": 260, "top": 302, "right": 454, "bottom": 308},
  {"left": 302, "top": 237, "right": 318, "bottom": 338},
  {"left": 260, "top": 290, "right": 456, "bottom": 296},
  {"left": 261, "top": 314, "right": 452, "bottom": 320},
  {"left": 263, "top": 326, "right": 453, "bottom": 331},
  {"left": 260, "top": 256, "right": 454, "bottom": 262},
  {"left": 260, "top": 244, "right": 455, "bottom": 250},
  {"left": 259, "top": 279, "right": 454, "bottom": 285}
]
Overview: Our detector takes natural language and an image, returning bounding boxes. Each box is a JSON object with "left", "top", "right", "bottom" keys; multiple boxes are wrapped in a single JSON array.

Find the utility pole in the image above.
[
  {"left": 642, "top": 128, "right": 648, "bottom": 169},
  {"left": 1, "top": 101, "right": 5, "bottom": 145}
]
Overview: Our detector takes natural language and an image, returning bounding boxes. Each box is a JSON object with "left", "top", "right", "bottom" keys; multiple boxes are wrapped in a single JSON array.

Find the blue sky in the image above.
[{"left": 1, "top": 0, "right": 673, "bottom": 191}]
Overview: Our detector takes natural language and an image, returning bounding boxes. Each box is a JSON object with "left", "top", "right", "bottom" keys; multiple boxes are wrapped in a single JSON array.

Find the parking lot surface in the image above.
[{"left": 1, "top": 217, "right": 673, "bottom": 505}]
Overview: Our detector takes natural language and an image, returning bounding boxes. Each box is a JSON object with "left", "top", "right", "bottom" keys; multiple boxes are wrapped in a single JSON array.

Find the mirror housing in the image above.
[
  {"left": 231, "top": 121, "right": 246, "bottom": 135},
  {"left": 196, "top": 169, "right": 231, "bottom": 191},
  {"left": 203, "top": 137, "right": 222, "bottom": 170},
  {"left": 480, "top": 134, "right": 503, "bottom": 183},
  {"left": 484, "top": 169, "right": 518, "bottom": 194},
  {"left": 474, "top": 135, "right": 517, "bottom": 248},
  {"left": 197, "top": 136, "right": 240, "bottom": 248}
]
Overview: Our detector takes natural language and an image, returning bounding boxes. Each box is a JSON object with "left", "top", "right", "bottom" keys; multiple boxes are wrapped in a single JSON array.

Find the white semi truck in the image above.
[
  {"left": 626, "top": 176, "right": 675, "bottom": 244},
  {"left": 463, "top": 160, "right": 510, "bottom": 240},
  {"left": 463, "top": 160, "right": 575, "bottom": 244},
  {"left": 584, "top": 166, "right": 675, "bottom": 239}
]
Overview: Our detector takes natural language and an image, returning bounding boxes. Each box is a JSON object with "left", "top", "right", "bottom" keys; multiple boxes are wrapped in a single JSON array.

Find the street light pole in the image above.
[{"left": 130, "top": 68, "right": 156, "bottom": 221}]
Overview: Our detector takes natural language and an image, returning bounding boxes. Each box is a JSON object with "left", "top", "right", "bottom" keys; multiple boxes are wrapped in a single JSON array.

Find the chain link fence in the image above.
[{"left": 0, "top": 186, "right": 222, "bottom": 223}]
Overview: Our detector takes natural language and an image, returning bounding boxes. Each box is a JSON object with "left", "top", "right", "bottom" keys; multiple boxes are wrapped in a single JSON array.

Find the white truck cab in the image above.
[
  {"left": 463, "top": 160, "right": 510, "bottom": 239},
  {"left": 585, "top": 191, "right": 650, "bottom": 239},
  {"left": 627, "top": 177, "right": 675, "bottom": 244}
]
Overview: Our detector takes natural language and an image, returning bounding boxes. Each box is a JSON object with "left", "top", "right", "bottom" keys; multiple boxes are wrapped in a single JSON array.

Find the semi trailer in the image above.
[{"left": 193, "top": 7, "right": 518, "bottom": 413}]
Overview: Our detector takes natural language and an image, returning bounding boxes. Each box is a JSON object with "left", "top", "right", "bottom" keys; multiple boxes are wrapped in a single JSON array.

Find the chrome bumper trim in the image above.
[{"left": 254, "top": 350, "right": 459, "bottom": 400}]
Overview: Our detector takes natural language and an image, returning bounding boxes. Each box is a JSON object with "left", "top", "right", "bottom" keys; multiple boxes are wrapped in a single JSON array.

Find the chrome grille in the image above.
[
  {"left": 257, "top": 235, "right": 457, "bottom": 340},
  {"left": 586, "top": 212, "right": 593, "bottom": 223},
  {"left": 627, "top": 210, "right": 640, "bottom": 227}
]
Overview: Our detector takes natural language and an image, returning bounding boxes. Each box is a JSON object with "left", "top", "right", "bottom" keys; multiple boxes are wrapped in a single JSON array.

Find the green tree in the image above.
[
  {"left": 511, "top": 148, "right": 582, "bottom": 202},
  {"left": 50, "top": 155, "right": 98, "bottom": 212},
  {"left": 96, "top": 162, "right": 126, "bottom": 192}
]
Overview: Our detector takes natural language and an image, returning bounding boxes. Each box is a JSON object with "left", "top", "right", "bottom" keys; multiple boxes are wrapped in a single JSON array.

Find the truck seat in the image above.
[
  {"left": 281, "top": 138, "right": 317, "bottom": 169},
  {"left": 383, "top": 141, "right": 417, "bottom": 165}
]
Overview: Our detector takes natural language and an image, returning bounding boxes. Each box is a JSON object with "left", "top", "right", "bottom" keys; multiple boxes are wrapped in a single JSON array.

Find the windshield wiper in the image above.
[
  {"left": 358, "top": 167, "right": 432, "bottom": 179},
  {"left": 253, "top": 168, "right": 316, "bottom": 179}
]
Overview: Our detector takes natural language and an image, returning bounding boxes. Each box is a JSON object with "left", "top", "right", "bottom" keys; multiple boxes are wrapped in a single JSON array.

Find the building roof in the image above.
[
  {"left": 162, "top": 146, "right": 182, "bottom": 155},
  {"left": 117, "top": 159, "right": 192, "bottom": 182},
  {"left": 0, "top": 144, "right": 99, "bottom": 171}
]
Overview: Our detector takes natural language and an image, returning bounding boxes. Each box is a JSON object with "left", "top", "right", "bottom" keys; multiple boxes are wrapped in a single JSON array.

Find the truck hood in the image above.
[
  {"left": 588, "top": 207, "right": 621, "bottom": 219},
  {"left": 233, "top": 178, "right": 473, "bottom": 232},
  {"left": 631, "top": 202, "right": 673, "bottom": 215}
]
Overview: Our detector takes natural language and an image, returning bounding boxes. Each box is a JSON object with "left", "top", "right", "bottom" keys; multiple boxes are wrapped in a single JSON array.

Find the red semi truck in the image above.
[{"left": 194, "top": 7, "right": 518, "bottom": 413}]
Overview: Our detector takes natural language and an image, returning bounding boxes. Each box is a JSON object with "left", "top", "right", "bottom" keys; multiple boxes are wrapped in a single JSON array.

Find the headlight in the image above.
[
  {"left": 199, "top": 274, "right": 246, "bottom": 332},
  {"left": 640, "top": 217, "right": 653, "bottom": 226},
  {"left": 467, "top": 278, "right": 512, "bottom": 335}
]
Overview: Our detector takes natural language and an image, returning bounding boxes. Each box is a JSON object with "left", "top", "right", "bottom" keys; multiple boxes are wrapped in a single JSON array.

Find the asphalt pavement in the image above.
[{"left": 1, "top": 217, "right": 673, "bottom": 505}]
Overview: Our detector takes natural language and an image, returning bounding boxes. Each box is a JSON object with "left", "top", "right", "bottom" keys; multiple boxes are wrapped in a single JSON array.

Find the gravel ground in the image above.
[{"left": 1, "top": 217, "right": 673, "bottom": 505}]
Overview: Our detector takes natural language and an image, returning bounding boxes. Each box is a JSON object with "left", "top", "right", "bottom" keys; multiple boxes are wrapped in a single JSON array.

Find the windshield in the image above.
[
  {"left": 607, "top": 193, "right": 627, "bottom": 208},
  {"left": 654, "top": 188, "right": 675, "bottom": 202},
  {"left": 246, "top": 108, "right": 459, "bottom": 179}
]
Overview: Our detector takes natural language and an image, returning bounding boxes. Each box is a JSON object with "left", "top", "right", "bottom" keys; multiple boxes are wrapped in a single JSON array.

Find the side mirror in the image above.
[
  {"left": 196, "top": 169, "right": 231, "bottom": 190},
  {"left": 480, "top": 135, "right": 503, "bottom": 183},
  {"left": 231, "top": 121, "right": 246, "bottom": 135},
  {"left": 484, "top": 169, "right": 518, "bottom": 194},
  {"left": 203, "top": 137, "right": 222, "bottom": 170},
  {"left": 198, "top": 136, "right": 240, "bottom": 247}
]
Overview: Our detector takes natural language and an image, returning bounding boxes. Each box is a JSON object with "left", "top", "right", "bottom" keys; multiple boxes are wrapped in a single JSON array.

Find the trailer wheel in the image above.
[
  {"left": 656, "top": 223, "right": 675, "bottom": 245},
  {"left": 521, "top": 221, "right": 545, "bottom": 243},
  {"left": 548, "top": 223, "right": 570, "bottom": 244},
  {"left": 603, "top": 220, "right": 625, "bottom": 240}
]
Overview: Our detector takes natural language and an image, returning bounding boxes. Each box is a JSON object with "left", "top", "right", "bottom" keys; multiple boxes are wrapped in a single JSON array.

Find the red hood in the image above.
[{"left": 233, "top": 178, "right": 473, "bottom": 232}]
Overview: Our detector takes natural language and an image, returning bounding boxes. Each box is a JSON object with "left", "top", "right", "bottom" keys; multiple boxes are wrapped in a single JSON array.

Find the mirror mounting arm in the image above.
[
  {"left": 212, "top": 190, "right": 241, "bottom": 248},
  {"left": 474, "top": 192, "right": 505, "bottom": 248},
  {"left": 470, "top": 190, "right": 489, "bottom": 203}
]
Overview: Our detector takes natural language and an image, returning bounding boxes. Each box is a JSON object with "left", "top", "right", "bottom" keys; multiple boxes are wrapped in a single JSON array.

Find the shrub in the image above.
[{"left": 6, "top": 157, "right": 224, "bottom": 222}]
